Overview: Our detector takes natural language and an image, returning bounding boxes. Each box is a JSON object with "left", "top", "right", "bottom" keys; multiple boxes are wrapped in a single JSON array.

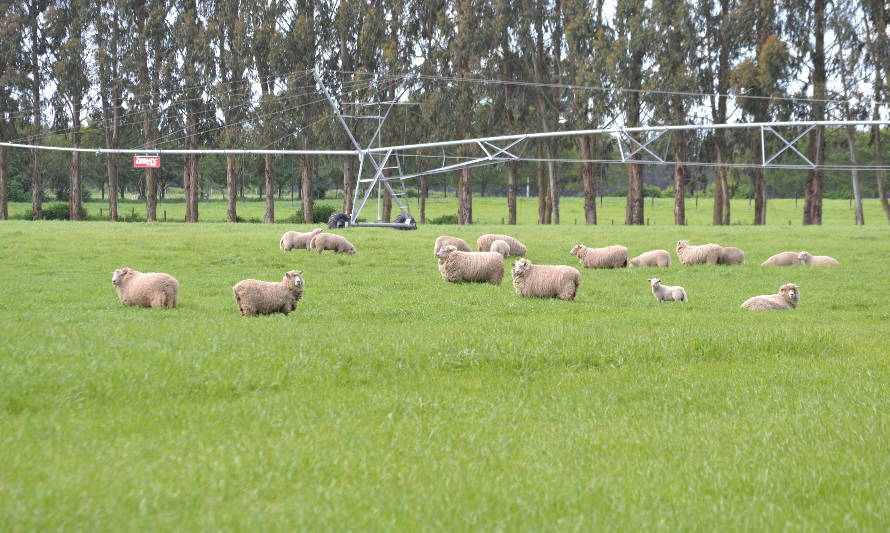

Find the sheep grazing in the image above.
[
  {"left": 761, "top": 251, "right": 803, "bottom": 266},
  {"left": 647, "top": 278, "right": 688, "bottom": 303},
  {"left": 676, "top": 240, "right": 722, "bottom": 265},
  {"left": 717, "top": 246, "right": 746, "bottom": 265},
  {"left": 232, "top": 270, "right": 304, "bottom": 316},
  {"left": 436, "top": 245, "right": 504, "bottom": 285},
  {"left": 798, "top": 251, "right": 839, "bottom": 266},
  {"left": 630, "top": 249, "right": 671, "bottom": 268},
  {"left": 570, "top": 244, "right": 628, "bottom": 269},
  {"left": 511, "top": 258, "right": 580, "bottom": 301},
  {"left": 476, "top": 234, "right": 527, "bottom": 256},
  {"left": 740, "top": 283, "right": 800, "bottom": 311},
  {"left": 489, "top": 239, "right": 511, "bottom": 257},
  {"left": 280, "top": 228, "right": 324, "bottom": 252},
  {"left": 434, "top": 235, "right": 471, "bottom": 257},
  {"left": 111, "top": 268, "right": 179, "bottom": 308},
  {"left": 308, "top": 232, "right": 356, "bottom": 255}
]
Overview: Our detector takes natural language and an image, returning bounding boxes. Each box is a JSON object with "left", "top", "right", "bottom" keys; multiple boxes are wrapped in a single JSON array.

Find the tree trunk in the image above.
[
  {"left": 0, "top": 145, "right": 6, "bottom": 220},
  {"left": 264, "top": 153, "right": 274, "bottom": 223},
  {"left": 673, "top": 130, "right": 686, "bottom": 225},
  {"left": 537, "top": 154, "right": 549, "bottom": 224},
  {"left": 226, "top": 154, "right": 237, "bottom": 222},
  {"left": 506, "top": 160, "right": 517, "bottom": 224},
  {"left": 457, "top": 167, "right": 472, "bottom": 224},
  {"left": 845, "top": 126, "right": 864, "bottom": 225},
  {"left": 419, "top": 175, "right": 428, "bottom": 224},
  {"left": 875, "top": 124, "right": 890, "bottom": 223},
  {"left": 626, "top": 159, "right": 644, "bottom": 225},
  {"left": 547, "top": 139, "right": 560, "bottom": 224},
  {"left": 578, "top": 136, "right": 597, "bottom": 224},
  {"left": 301, "top": 141, "right": 313, "bottom": 223},
  {"left": 343, "top": 155, "right": 355, "bottom": 214},
  {"left": 29, "top": 1, "right": 42, "bottom": 221},
  {"left": 106, "top": 154, "right": 119, "bottom": 221},
  {"left": 68, "top": 152, "right": 82, "bottom": 220},
  {"left": 753, "top": 167, "right": 767, "bottom": 225}
]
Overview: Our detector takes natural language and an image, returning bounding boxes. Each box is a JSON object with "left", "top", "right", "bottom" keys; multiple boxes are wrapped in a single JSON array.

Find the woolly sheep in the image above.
[
  {"left": 476, "top": 234, "right": 527, "bottom": 256},
  {"left": 798, "top": 251, "right": 839, "bottom": 266},
  {"left": 761, "top": 251, "right": 803, "bottom": 266},
  {"left": 570, "top": 244, "right": 628, "bottom": 269},
  {"left": 676, "top": 240, "right": 721, "bottom": 265},
  {"left": 308, "top": 232, "right": 356, "bottom": 255},
  {"left": 434, "top": 235, "right": 472, "bottom": 257},
  {"left": 647, "top": 278, "right": 688, "bottom": 303},
  {"left": 741, "top": 283, "right": 800, "bottom": 311},
  {"left": 111, "top": 268, "right": 179, "bottom": 308},
  {"left": 717, "top": 246, "right": 746, "bottom": 265},
  {"left": 435, "top": 245, "right": 504, "bottom": 285},
  {"left": 280, "top": 228, "right": 324, "bottom": 252},
  {"left": 232, "top": 270, "right": 304, "bottom": 316},
  {"left": 489, "top": 239, "right": 511, "bottom": 257},
  {"left": 511, "top": 258, "right": 580, "bottom": 301},
  {"left": 629, "top": 249, "right": 671, "bottom": 268}
]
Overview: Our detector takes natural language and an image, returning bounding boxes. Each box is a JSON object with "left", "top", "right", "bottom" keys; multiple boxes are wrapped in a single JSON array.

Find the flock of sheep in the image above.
[{"left": 109, "top": 226, "right": 838, "bottom": 315}]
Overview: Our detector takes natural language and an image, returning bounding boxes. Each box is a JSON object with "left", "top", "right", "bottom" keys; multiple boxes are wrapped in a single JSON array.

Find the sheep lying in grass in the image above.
[
  {"left": 436, "top": 245, "right": 504, "bottom": 285},
  {"left": 570, "top": 244, "right": 628, "bottom": 269},
  {"left": 489, "top": 239, "right": 510, "bottom": 257},
  {"left": 280, "top": 228, "right": 323, "bottom": 252},
  {"left": 111, "top": 268, "right": 179, "bottom": 308},
  {"left": 232, "top": 270, "right": 304, "bottom": 316},
  {"left": 798, "top": 251, "right": 839, "bottom": 266},
  {"left": 629, "top": 249, "right": 671, "bottom": 268},
  {"left": 477, "top": 234, "right": 527, "bottom": 256},
  {"left": 676, "top": 240, "right": 721, "bottom": 265},
  {"left": 740, "top": 283, "right": 800, "bottom": 311},
  {"left": 308, "top": 232, "right": 356, "bottom": 255},
  {"left": 717, "top": 246, "right": 746, "bottom": 265},
  {"left": 761, "top": 251, "right": 803, "bottom": 266},
  {"left": 434, "top": 235, "right": 471, "bottom": 257},
  {"left": 647, "top": 278, "right": 688, "bottom": 303},
  {"left": 511, "top": 258, "right": 580, "bottom": 301}
]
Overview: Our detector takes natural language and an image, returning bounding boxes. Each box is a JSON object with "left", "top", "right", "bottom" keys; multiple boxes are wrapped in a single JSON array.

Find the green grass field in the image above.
[{"left": 1, "top": 217, "right": 889, "bottom": 530}]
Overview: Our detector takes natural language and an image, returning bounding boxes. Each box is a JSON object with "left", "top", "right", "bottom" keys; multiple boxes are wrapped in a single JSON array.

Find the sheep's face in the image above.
[
  {"left": 111, "top": 268, "right": 130, "bottom": 286},
  {"left": 797, "top": 251, "right": 812, "bottom": 265},
  {"left": 676, "top": 240, "right": 689, "bottom": 252},
  {"left": 435, "top": 245, "right": 457, "bottom": 260},
  {"left": 285, "top": 270, "right": 304, "bottom": 289},
  {"left": 512, "top": 258, "right": 530, "bottom": 276},
  {"left": 779, "top": 283, "right": 799, "bottom": 304},
  {"left": 346, "top": 246, "right": 356, "bottom": 255},
  {"left": 647, "top": 278, "right": 661, "bottom": 287},
  {"left": 570, "top": 244, "right": 583, "bottom": 256}
]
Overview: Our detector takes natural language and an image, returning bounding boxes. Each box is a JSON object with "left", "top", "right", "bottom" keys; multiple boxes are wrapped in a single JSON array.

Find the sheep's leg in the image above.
[{"left": 150, "top": 293, "right": 166, "bottom": 308}]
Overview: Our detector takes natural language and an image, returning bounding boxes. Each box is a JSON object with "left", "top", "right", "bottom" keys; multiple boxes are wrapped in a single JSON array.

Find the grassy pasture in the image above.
[{"left": 1, "top": 220, "right": 889, "bottom": 531}]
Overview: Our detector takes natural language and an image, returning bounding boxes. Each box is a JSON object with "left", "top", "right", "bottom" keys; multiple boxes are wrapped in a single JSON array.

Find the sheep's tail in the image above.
[{"left": 279, "top": 235, "right": 286, "bottom": 251}]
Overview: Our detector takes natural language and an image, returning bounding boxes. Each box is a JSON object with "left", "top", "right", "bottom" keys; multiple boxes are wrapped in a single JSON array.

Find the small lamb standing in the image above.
[
  {"left": 308, "top": 233, "right": 356, "bottom": 255},
  {"left": 232, "top": 270, "right": 304, "bottom": 316},
  {"left": 489, "top": 239, "right": 511, "bottom": 257},
  {"left": 511, "top": 258, "right": 580, "bottom": 301},
  {"left": 740, "top": 283, "right": 800, "bottom": 311},
  {"left": 570, "top": 244, "right": 628, "bottom": 269},
  {"left": 280, "top": 228, "right": 324, "bottom": 252},
  {"left": 676, "top": 240, "right": 721, "bottom": 265},
  {"left": 629, "top": 249, "right": 671, "bottom": 268},
  {"left": 434, "top": 235, "right": 472, "bottom": 257},
  {"left": 111, "top": 268, "right": 179, "bottom": 308},
  {"left": 476, "top": 234, "right": 527, "bottom": 256},
  {"left": 647, "top": 278, "right": 688, "bottom": 303},
  {"left": 798, "top": 251, "right": 839, "bottom": 266},
  {"left": 717, "top": 246, "right": 745, "bottom": 265},
  {"left": 761, "top": 251, "right": 803, "bottom": 266},
  {"left": 436, "top": 245, "right": 504, "bottom": 285}
]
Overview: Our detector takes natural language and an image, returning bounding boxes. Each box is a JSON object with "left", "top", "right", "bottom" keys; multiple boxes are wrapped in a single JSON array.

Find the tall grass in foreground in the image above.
[{"left": 1, "top": 221, "right": 888, "bottom": 530}]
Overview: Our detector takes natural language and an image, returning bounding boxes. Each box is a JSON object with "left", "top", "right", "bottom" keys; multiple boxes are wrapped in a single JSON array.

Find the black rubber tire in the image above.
[
  {"left": 394, "top": 213, "right": 417, "bottom": 230},
  {"left": 327, "top": 211, "right": 350, "bottom": 229}
]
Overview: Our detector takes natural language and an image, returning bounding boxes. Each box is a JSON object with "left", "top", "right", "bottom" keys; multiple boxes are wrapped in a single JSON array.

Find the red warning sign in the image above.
[{"left": 133, "top": 155, "right": 161, "bottom": 168}]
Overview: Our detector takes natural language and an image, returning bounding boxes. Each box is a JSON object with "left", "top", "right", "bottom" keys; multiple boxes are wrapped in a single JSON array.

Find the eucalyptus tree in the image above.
[
  {"left": 26, "top": 0, "right": 47, "bottom": 220},
  {"left": 0, "top": 0, "right": 24, "bottom": 220},
  {"left": 864, "top": 0, "right": 890, "bottom": 222},
  {"left": 795, "top": 0, "right": 827, "bottom": 225},
  {"left": 94, "top": 0, "right": 127, "bottom": 221}
]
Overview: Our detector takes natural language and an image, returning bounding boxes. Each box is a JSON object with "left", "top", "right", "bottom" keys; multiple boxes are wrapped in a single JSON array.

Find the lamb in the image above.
[
  {"left": 489, "top": 239, "right": 511, "bottom": 257},
  {"left": 111, "top": 268, "right": 179, "bottom": 308},
  {"left": 280, "top": 228, "right": 324, "bottom": 252},
  {"left": 647, "top": 278, "right": 688, "bottom": 303},
  {"left": 761, "top": 251, "right": 803, "bottom": 266},
  {"left": 511, "top": 258, "right": 580, "bottom": 301},
  {"left": 717, "top": 246, "right": 746, "bottom": 265},
  {"left": 434, "top": 235, "right": 471, "bottom": 257},
  {"left": 629, "top": 249, "right": 671, "bottom": 268},
  {"left": 741, "top": 283, "right": 800, "bottom": 311},
  {"left": 676, "top": 240, "right": 721, "bottom": 265},
  {"left": 232, "top": 270, "right": 304, "bottom": 316},
  {"left": 798, "top": 251, "right": 839, "bottom": 266},
  {"left": 435, "top": 245, "right": 504, "bottom": 285},
  {"left": 476, "top": 234, "right": 527, "bottom": 256},
  {"left": 570, "top": 244, "right": 628, "bottom": 269},
  {"left": 308, "top": 232, "right": 356, "bottom": 255}
]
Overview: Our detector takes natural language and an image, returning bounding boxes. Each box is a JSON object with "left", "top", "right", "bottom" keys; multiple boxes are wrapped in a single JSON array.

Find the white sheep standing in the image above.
[
  {"left": 280, "top": 228, "right": 324, "bottom": 252},
  {"left": 761, "top": 251, "right": 803, "bottom": 266},
  {"left": 436, "top": 245, "right": 504, "bottom": 285},
  {"left": 570, "top": 244, "right": 628, "bottom": 269},
  {"left": 111, "top": 268, "right": 179, "bottom": 308},
  {"left": 434, "top": 235, "right": 472, "bottom": 257},
  {"left": 476, "top": 234, "right": 527, "bottom": 256},
  {"left": 308, "top": 232, "right": 356, "bottom": 255},
  {"left": 676, "top": 240, "right": 721, "bottom": 265},
  {"left": 232, "top": 270, "right": 304, "bottom": 316},
  {"left": 511, "top": 258, "right": 580, "bottom": 301},
  {"left": 647, "top": 278, "right": 688, "bottom": 303},
  {"left": 798, "top": 251, "right": 839, "bottom": 266},
  {"left": 741, "top": 283, "right": 800, "bottom": 311},
  {"left": 489, "top": 239, "right": 511, "bottom": 257},
  {"left": 629, "top": 249, "right": 671, "bottom": 268}
]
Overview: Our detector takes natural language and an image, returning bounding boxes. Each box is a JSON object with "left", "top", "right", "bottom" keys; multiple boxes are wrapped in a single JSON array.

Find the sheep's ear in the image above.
[{"left": 294, "top": 270, "right": 303, "bottom": 276}]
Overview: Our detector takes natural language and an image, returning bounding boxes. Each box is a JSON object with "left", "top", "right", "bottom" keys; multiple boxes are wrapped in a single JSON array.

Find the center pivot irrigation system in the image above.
[{"left": 2, "top": 70, "right": 889, "bottom": 230}]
